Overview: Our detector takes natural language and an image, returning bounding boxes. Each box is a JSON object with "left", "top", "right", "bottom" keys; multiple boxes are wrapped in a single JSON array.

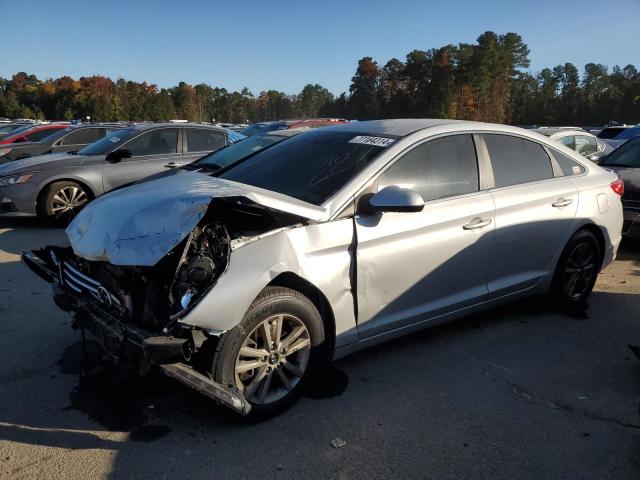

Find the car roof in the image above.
[
  {"left": 126, "top": 122, "right": 226, "bottom": 132},
  {"left": 265, "top": 128, "right": 307, "bottom": 137},
  {"left": 317, "top": 119, "right": 539, "bottom": 137},
  {"left": 531, "top": 127, "right": 590, "bottom": 137}
]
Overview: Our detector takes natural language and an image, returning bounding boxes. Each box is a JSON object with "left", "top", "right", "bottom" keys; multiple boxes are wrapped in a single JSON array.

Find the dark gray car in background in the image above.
[
  {"left": 0, "top": 123, "right": 231, "bottom": 223},
  {"left": 0, "top": 124, "right": 126, "bottom": 162}
]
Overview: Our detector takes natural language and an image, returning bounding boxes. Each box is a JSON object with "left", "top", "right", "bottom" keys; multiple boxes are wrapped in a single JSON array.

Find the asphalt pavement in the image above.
[{"left": 1, "top": 218, "right": 639, "bottom": 480}]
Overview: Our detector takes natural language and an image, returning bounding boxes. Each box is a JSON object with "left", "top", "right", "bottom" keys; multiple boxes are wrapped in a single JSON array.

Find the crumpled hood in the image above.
[
  {"left": 0, "top": 152, "right": 88, "bottom": 174},
  {"left": 66, "top": 169, "right": 326, "bottom": 266}
]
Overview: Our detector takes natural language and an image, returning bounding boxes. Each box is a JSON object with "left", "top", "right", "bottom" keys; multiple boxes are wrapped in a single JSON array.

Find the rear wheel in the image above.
[
  {"left": 38, "top": 181, "right": 90, "bottom": 225},
  {"left": 212, "top": 286, "right": 325, "bottom": 418},
  {"left": 551, "top": 229, "right": 601, "bottom": 308}
]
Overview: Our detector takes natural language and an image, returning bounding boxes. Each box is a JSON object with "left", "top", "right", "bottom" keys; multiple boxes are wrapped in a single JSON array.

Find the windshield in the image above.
[
  {"left": 240, "top": 122, "right": 288, "bottom": 137},
  {"left": 600, "top": 137, "right": 640, "bottom": 168},
  {"left": 77, "top": 128, "right": 139, "bottom": 155},
  {"left": 196, "top": 133, "right": 289, "bottom": 170},
  {"left": 219, "top": 129, "right": 396, "bottom": 205},
  {"left": 613, "top": 127, "right": 640, "bottom": 141}
]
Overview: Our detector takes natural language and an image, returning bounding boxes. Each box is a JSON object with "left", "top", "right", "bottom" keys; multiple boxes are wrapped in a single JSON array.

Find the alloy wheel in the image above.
[
  {"left": 563, "top": 241, "right": 596, "bottom": 299},
  {"left": 51, "top": 186, "right": 88, "bottom": 221},
  {"left": 234, "top": 313, "right": 311, "bottom": 405}
]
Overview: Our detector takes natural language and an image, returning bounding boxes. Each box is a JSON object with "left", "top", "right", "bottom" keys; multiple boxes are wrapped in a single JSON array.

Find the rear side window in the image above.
[
  {"left": 61, "top": 128, "right": 105, "bottom": 145},
  {"left": 484, "top": 134, "right": 553, "bottom": 188},
  {"left": 186, "top": 129, "right": 226, "bottom": 152},
  {"left": 379, "top": 134, "right": 479, "bottom": 202},
  {"left": 552, "top": 149, "right": 586, "bottom": 176}
]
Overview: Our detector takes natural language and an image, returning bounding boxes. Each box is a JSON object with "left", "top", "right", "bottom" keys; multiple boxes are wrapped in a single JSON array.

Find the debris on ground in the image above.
[{"left": 331, "top": 437, "right": 347, "bottom": 449}]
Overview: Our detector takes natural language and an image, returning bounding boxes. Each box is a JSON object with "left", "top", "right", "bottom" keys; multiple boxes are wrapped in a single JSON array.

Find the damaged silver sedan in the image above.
[{"left": 23, "top": 119, "right": 623, "bottom": 417}]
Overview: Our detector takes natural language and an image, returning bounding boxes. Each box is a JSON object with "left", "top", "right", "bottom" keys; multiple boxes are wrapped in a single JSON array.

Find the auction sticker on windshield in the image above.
[{"left": 349, "top": 136, "right": 395, "bottom": 147}]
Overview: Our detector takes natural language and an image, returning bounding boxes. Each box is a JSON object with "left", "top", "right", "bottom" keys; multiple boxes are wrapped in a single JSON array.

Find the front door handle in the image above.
[
  {"left": 164, "top": 162, "right": 182, "bottom": 168},
  {"left": 552, "top": 198, "right": 573, "bottom": 208},
  {"left": 463, "top": 217, "right": 492, "bottom": 230}
]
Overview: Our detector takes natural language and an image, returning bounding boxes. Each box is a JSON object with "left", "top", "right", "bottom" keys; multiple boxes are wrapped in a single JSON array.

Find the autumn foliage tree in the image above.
[{"left": 1, "top": 31, "right": 639, "bottom": 126}]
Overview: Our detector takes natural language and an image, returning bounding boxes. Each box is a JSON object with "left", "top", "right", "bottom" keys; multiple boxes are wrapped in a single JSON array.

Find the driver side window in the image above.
[
  {"left": 125, "top": 129, "right": 179, "bottom": 157},
  {"left": 378, "top": 134, "right": 479, "bottom": 202}
]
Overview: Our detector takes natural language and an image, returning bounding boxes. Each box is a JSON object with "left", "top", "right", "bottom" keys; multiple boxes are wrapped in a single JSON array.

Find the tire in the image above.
[
  {"left": 212, "top": 286, "right": 325, "bottom": 419},
  {"left": 37, "top": 181, "right": 90, "bottom": 226},
  {"left": 550, "top": 229, "right": 602, "bottom": 309}
]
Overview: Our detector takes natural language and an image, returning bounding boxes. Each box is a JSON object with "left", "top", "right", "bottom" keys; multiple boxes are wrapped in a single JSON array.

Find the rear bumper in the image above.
[{"left": 21, "top": 249, "right": 251, "bottom": 415}]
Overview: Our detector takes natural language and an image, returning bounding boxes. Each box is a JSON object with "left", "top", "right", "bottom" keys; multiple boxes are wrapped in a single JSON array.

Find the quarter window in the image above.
[
  {"left": 186, "top": 129, "right": 226, "bottom": 152},
  {"left": 125, "top": 129, "right": 179, "bottom": 156},
  {"left": 552, "top": 149, "right": 586, "bottom": 176},
  {"left": 484, "top": 134, "right": 553, "bottom": 187},
  {"left": 379, "top": 134, "right": 479, "bottom": 202}
]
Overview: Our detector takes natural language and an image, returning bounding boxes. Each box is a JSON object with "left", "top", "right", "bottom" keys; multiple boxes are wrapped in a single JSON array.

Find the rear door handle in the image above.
[
  {"left": 463, "top": 217, "right": 492, "bottom": 230},
  {"left": 552, "top": 198, "right": 573, "bottom": 208}
]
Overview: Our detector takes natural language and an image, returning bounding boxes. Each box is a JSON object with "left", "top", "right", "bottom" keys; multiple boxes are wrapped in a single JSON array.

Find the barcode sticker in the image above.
[{"left": 349, "top": 136, "right": 395, "bottom": 147}]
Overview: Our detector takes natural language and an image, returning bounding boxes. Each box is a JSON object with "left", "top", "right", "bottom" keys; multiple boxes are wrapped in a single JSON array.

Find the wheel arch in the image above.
[
  {"left": 574, "top": 222, "right": 606, "bottom": 264},
  {"left": 267, "top": 272, "right": 336, "bottom": 357}
]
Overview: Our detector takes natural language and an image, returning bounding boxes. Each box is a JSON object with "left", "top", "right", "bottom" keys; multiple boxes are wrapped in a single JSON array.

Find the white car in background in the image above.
[{"left": 533, "top": 127, "right": 613, "bottom": 163}]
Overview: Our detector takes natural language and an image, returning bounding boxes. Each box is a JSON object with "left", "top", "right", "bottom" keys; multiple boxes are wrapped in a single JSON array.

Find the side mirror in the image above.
[
  {"left": 105, "top": 148, "right": 132, "bottom": 163},
  {"left": 15, "top": 136, "right": 28, "bottom": 143},
  {"left": 359, "top": 185, "right": 425, "bottom": 214}
]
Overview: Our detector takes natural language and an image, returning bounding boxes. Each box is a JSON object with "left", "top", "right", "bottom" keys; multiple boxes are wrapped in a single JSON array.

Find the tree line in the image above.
[{"left": 1, "top": 31, "right": 638, "bottom": 126}]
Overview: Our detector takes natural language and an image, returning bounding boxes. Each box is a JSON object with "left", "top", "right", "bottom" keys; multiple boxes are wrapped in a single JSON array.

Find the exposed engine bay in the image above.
[{"left": 31, "top": 198, "right": 305, "bottom": 335}]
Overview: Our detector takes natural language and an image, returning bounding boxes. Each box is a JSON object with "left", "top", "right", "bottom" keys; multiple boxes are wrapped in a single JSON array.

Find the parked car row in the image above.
[
  {"left": 531, "top": 127, "right": 614, "bottom": 162},
  {"left": 0, "top": 123, "right": 237, "bottom": 222},
  {"left": 239, "top": 118, "right": 349, "bottom": 137},
  {"left": 0, "top": 122, "right": 70, "bottom": 144},
  {"left": 0, "top": 124, "right": 126, "bottom": 162},
  {"left": 19, "top": 118, "right": 625, "bottom": 419}
]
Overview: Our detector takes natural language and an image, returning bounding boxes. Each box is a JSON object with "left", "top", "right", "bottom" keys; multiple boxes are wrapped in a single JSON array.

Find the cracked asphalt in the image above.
[{"left": 1, "top": 218, "right": 639, "bottom": 479}]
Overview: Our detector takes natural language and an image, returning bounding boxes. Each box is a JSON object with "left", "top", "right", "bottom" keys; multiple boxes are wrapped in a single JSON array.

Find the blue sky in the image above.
[{"left": 1, "top": 0, "right": 638, "bottom": 95}]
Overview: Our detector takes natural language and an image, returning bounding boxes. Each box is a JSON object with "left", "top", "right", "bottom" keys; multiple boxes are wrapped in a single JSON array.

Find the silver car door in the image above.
[
  {"left": 102, "top": 128, "right": 181, "bottom": 191},
  {"left": 355, "top": 134, "right": 495, "bottom": 339},
  {"left": 482, "top": 134, "right": 579, "bottom": 296}
]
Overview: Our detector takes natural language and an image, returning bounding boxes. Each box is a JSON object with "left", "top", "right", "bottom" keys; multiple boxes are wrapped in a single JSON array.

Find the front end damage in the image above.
[{"left": 22, "top": 188, "right": 316, "bottom": 415}]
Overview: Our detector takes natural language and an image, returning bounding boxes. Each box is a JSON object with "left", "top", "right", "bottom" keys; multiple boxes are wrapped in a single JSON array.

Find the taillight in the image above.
[{"left": 611, "top": 179, "right": 624, "bottom": 196}]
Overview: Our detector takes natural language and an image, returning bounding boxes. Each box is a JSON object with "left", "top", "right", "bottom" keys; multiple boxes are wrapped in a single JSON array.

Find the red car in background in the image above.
[
  {"left": 288, "top": 118, "right": 349, "bottom": 129},
  {"left": 0, "top": 124, "right": 69, "bottom": 145}
]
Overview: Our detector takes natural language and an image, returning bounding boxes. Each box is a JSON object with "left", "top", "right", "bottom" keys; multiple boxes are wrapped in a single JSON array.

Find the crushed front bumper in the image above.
[{"left": 21, "top": 249, "right": 251, "bottom": 416}]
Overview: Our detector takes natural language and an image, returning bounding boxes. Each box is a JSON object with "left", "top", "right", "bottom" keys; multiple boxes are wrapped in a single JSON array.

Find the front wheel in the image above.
[
  {"left": 212, "top": 286, "right": 326, "bottom": 418},
  {"left": 550, "top": 229, "right": 602, "bottom": 308},
  {"left": 38, "top": 181, "right": 90, "bottom": 225}
]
